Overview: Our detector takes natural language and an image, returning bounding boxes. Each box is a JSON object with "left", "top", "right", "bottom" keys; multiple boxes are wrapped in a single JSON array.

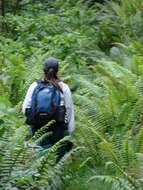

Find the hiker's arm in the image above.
[
  {"left": 22, "top": 82, "right": 37, "bottom": 114},
  {"left": 64, "top": 86, "right": 75, "bottom": 135}
]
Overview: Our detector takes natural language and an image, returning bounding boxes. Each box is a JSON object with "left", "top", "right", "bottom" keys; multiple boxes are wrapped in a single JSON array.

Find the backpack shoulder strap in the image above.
[{"left": 32, "top": 80, "right": 47, "bottom": 114}]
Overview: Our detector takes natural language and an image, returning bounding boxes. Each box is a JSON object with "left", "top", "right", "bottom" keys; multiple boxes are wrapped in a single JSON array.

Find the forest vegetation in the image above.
[{"left": 0, "top": 0, "right": 143, "bottom": 189}]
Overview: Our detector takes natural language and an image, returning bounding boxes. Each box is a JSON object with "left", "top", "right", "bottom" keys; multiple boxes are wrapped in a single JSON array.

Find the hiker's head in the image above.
[
  {"left": 43, "top": 57, "right": 59, "bottom": 81},
  {"left": 44, "top": 57, "right": 59, "bottom": 73}
]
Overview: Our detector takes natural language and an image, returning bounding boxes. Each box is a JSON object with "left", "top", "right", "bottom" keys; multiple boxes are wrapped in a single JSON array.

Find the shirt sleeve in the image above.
[
  {"left": 22, "top": 82, "right": 37, "bottom": 114},
  {"left": 62, "top": 84, "right": 75, "bottom": 134}
]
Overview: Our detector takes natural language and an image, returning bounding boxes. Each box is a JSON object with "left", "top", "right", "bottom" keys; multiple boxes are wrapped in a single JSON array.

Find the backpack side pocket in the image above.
[
  {"left": 55, "top": 106, "right": 66, "bottom": 122},
  {"left": 25, "top": 108, "right": 35, "bottom": 125}
]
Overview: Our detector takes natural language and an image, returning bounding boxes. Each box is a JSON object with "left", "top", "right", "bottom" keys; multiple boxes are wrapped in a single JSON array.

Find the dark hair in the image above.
[
  {"left": 44, "top": 68, "right": 58, "bottom": 81},
  {"left": 44, "top": 68, "right": 62, "bottom": 92}
]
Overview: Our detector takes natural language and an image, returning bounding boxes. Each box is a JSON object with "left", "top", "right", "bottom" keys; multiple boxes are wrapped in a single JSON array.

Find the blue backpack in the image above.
[{"left": 27, "top": 81, "right": 61, "bottom": 125}]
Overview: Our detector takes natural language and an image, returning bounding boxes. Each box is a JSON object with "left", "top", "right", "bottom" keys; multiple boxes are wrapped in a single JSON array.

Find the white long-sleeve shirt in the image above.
[{"left": 22, "top": 81, "right": 75, "bottom": 134}]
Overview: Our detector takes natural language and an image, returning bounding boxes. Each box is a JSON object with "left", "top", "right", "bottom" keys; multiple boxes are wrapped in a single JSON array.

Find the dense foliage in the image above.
[{"left": 1, "top": 0, "right": 143, "bottom": 189}]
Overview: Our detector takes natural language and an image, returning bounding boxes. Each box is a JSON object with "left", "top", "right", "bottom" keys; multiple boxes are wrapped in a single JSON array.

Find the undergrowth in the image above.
[{"left": 1, "top": 0, "right": 143, "bottom": 189}]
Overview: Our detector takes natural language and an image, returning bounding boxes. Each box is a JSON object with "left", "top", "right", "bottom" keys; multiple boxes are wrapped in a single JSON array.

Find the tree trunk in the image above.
[
  {"left": 0, "top": 0, "right": 5, "bottom": 33},
  {"left": 13, "top": 0, "right": 22, "bottom": 14},
  {"left": 1, "top": 0, "right": 5, "bottom": 16}
]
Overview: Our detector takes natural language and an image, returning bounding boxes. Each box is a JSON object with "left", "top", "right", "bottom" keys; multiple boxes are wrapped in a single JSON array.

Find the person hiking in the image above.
[{"left": 22, "top": 57, "right": 74, "bottom": 147}]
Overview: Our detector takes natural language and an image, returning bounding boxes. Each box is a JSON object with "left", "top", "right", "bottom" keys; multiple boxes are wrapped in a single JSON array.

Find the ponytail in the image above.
[
  {"left": 44, "top": 68, "right": 58, "bottom": 81},
  {"left": 44, "top": 68, "right": 63, "bottom": 93}
]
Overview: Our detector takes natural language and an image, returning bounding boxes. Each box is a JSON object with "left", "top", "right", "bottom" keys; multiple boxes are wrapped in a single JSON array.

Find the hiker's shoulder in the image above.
[
  {"left": 28, "top": 81, "right": 38, "bottom": 90},
  {"left": 58, "top": 81, "right": 70, "bottom": 92}
]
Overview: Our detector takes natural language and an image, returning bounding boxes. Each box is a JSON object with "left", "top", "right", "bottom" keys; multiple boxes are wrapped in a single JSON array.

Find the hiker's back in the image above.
[
  {"left": 30, "top": 80, "right": 63, "bottom": 126},
  {"left": 22, "top": 57, "right": 75, "bottom": 144}
]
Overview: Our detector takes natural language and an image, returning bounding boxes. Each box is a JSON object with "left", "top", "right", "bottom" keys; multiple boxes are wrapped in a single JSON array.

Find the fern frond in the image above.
[
  {"left": 136, "top": 128, "right": 143, "bottom": 153},
  {"left": 88, "top": 175, "right": 136, "bottom": 190},
  {"left": 30, "top": 120, "right": 56, "bottom": 142},
  {"left": 106, "top": 161, "right": 142, "bottom": 190},
  {"left": 37, "top": 136, "right": 72, "bottom": 175},
  {"left": 88, "top": 124, "right": 119, "bottom": 165}
]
